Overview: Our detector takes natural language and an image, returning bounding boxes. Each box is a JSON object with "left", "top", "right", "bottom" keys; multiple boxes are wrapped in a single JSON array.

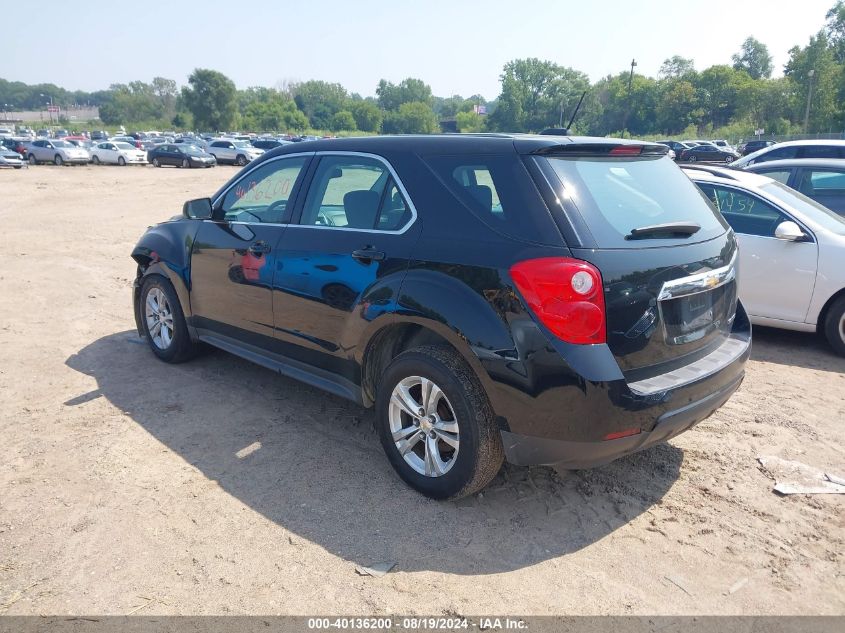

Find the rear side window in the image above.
[
  {"left": 544, "top": 156, "right": 726, "bottom": 247},
  {"left": 754, "top": 169, "right": 791, "bottom": 184},
  {"left": 799, "top": 145, "right": 844, "bottom": 159},
  {"left": 422, "top": 154, "right": 557, "bottom": 244},
  {"left": 761, "top": 146, "right": 798, "bottom": 161}
]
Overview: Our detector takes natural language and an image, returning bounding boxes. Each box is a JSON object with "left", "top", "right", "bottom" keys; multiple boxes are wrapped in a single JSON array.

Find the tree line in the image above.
[{"left": 3, "top": 1, "right": 845, "bottom": 138}]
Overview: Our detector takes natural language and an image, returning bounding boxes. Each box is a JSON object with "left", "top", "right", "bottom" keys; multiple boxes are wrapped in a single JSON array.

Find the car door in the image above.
[
  {"left": 271, "top": 152, "right": 421, "bottom": 380},
  {"left": 189, "top": 153, "right": 312, "bottom": 349},
  {"left": 168, "top": 145, "right": 183, "bottom": 166},
  {"left": 697, "top": 182, "right": 818, "bottom": 323}
]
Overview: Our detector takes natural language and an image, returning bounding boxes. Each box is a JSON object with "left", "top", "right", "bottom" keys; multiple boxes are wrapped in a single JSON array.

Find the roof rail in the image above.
[{"left": 679, "top": 164, "right": 741, "bottom": 181}]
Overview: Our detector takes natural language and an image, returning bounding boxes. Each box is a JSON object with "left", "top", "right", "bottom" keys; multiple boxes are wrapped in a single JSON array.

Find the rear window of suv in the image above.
[
  {"left": 544, "top": 156, "right": 727, "bottom": 247},
  {"left": 422, "top": 153, "right": 558, "bottom": 244}
]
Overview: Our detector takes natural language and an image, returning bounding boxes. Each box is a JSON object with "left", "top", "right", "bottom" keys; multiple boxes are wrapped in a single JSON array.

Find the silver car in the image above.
[
  {"left": 25, "top": 139, "right": 90, "bottom": 165},
  {"left": 207, "top": 138, "right": 263, "bottom": 166},
  {"left": 0, "top": 147, "right": 24, "bottom": 169}
]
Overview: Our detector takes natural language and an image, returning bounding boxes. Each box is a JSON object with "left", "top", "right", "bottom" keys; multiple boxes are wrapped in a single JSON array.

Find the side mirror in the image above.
[
  {"left": 183, "top": 197, "right": 212, "bottom": 220},
  {"left": 774, "top": 220, "right": 807, "bottom": 242}
]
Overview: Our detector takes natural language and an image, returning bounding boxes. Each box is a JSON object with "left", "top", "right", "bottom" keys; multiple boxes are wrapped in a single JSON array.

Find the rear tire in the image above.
[
  {"left": 28, "top": 154, "right": 36, "bottom": 165},
  {"left": 689, "top": 155, "right": 698, "bottom": 162},
  {"left": 375, "top": 345, "right": 504, "bottom": 499},
  {"left": 139, "top": 275, "right": 198, "bottom": 363},
  {"left": 823, "top": 296, "right": 845, "bottom": 357}
]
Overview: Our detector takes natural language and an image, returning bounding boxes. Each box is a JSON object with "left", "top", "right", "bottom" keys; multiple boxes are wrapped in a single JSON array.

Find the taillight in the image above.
[{"left": 510, "top": 257, "right": 606, "bottom": 345}]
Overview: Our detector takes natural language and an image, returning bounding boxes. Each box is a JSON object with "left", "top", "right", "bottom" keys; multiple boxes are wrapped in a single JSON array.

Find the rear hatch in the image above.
[{"left": 532, "top": 144, "right": 739, "bottom": 382}]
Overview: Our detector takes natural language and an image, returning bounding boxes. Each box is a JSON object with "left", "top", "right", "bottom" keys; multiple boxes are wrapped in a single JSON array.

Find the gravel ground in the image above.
[{"left": 0, "top": 164, "right": 843, "bottom": 615}]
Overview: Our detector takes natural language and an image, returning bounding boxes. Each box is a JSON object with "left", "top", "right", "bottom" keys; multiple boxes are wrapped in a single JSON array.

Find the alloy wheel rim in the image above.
[
  {"left": 144, "top": 288, "right": 174, "bottom": 350},
  {"left": 839, "top": 313, "right": 845, "bottom": 343},
  {"left": 388, "top": 376, "right": 459, "bottom": 477}
]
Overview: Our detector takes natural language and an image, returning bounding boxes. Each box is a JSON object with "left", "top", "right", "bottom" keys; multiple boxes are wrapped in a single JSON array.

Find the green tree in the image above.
[
  {"left": 732, "top": 37, "right": 774, "bottom": 79},
  {"left": 181, "top": 69, "right": 238, "bottom": 131},
  {"left": 784, "top": 31, "right": 842, "bottom": 132},
  {"left": 348, "top": 100, "right": 383, "bottom": 132},
  {"left": 487, "top": 58, "right": 590, "bottom": 132},
  {"left": 292, "top": 80, "right": 348, "bottom": 129},
  {"left": 382, "top": 101, "right": 439, "bottom": 134},
  {"left": 659, "top": 56, "right": 695, "bottom": 79},
  {"left": 376, "top": 78, "right": 433, "bottom": 111},
  {"left": 329, "top": 110, "right": 357, "bottom": 132},
  {"left": 455, "top": 111, "right": 485, "bottom": 132},
  {"left": 825, "top": 0, "right": 845, "bottom": 62},
  {"left": 655, "top": 80, "right": 702, "bottom": 134}
]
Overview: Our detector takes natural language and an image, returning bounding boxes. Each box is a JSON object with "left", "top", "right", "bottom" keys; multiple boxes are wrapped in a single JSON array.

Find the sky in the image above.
[{"left": 4, "top": 0, "right": 837, "bottom": 98}]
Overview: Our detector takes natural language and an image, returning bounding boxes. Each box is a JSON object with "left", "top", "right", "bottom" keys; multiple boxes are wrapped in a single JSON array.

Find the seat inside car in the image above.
[
  {"left": 343, "top": 190, "right": 380, "bottom": 229},
  {"left": 467, "top": 184, "right": 493, "bottom": 213}
]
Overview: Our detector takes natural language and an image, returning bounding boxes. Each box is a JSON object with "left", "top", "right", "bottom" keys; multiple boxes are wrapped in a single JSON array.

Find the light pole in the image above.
[
  {"left": 621, "top": 58, "right": 637, "bottom": 138},
  {"left": 803, "top": 69, "right": 815, "bottom": 136},
  {"left": 41, "top": 93, "right": 54, "bottom": 124}
]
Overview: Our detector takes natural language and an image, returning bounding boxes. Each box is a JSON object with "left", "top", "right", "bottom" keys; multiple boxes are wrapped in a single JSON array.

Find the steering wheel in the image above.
[
  {"left": 232, "top": 208, "right": 262, "bottom": 223},
  {"left": 266, "top": 200, "right": 287, "bottom": 216},
  {"left": 315, "top": 211, "right": 335, "bottom": 226}
]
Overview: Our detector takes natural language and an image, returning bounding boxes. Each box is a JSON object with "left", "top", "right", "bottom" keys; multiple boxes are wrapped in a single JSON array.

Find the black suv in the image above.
[{"left": 131, "top": 135, "right": 750, "bottom": 499}]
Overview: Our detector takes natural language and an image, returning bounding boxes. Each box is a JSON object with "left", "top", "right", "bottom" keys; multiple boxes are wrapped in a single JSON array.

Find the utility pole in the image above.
[
  {"left": 803, "top": 69, "right": 815, "bottom": 136},
  {"left": 621, "top": 58, "right": 637, "bottom": 138}
]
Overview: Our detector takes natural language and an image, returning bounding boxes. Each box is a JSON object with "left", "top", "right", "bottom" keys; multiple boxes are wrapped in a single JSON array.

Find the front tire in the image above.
[
  {"left": 182, "top": 158, "right": 189, "bottom": 168},
  {"left": 688, "top": 155, "right": 697, "bottom": 162},
  {"left": 152, "top": 157, "right": 161, "bottom": 167},
  {"left": 54, "top": 154, "right": 63, "bottom": 166},
  {"left": 235, "top": 154, "right": 247, "bottom": 166},
  {"left": 92, "top": 155, "right": 100, "bottom": 164},
  {"left": 28, "top": 154, "right": 37, "bottom": 165},
  {"left": 376, "top": 345, "right": 504, "bottom": 499},
  {"left": 139, "top": 276, "right": 198, "bottom": 363},
  {"left": 118, "top": 156, "right": 126, "bottom": 166},
  {"left": 823, "top": 296, "right": 845, "bottom": 356}
]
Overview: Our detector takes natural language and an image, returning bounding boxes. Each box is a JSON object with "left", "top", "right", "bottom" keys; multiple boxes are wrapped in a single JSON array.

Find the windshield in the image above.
[
  {"left": 52, "top": 140, "right": 73, "bottom": 148},
  {"left": 232, "top": 140, "right": 251, "bottom": 148},
  {"left": 545, "top": 155, "right": 727, "bottom": 247},
  {"left": 761, "top": 181, "right": 845, "bottom": 235},
  {"left": 114, "top": 142, "right": 134, "bottom": 150},
  {"left": 182, "top": 145, "right": 204, "bottom": 155}
]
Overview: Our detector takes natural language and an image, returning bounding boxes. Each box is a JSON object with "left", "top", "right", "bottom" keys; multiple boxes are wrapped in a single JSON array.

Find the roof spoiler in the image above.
[{"left": 531, "top": 142, "right": 670, "bottom": 157}]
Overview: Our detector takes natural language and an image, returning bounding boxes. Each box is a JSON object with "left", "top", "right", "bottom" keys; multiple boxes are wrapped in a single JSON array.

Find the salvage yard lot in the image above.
[{"left": 0, "top": 165, "right": 843, "bottom": 615}]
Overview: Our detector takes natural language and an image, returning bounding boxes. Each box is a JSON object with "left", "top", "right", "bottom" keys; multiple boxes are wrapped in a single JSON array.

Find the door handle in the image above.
[
  {"left": 248, "top": 241, "right": 271, "bottom": 255},
  {"left": 352, "top": 247, "right": 385, "bottom": 262}
]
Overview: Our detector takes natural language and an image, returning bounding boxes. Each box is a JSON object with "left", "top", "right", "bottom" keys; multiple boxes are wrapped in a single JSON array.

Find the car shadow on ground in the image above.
[
  {"left": 65, "top": 331, "right": 684, "bottom": 575},
  {"left": 750, "top": 325, "right": 845, "bottom": 373}
]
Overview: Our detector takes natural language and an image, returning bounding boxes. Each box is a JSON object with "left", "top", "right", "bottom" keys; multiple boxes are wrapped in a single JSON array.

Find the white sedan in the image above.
[
  {"left": 90, "top": 141, "right": 147, "bottom": 166},
  {"left": 684, "top": 165, "right": 845, "bottom": 355}
]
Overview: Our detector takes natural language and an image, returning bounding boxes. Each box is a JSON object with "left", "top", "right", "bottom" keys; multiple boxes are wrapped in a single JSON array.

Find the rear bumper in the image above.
[{"left": 502, "top": 370, "right": 744, "bottom": 468}]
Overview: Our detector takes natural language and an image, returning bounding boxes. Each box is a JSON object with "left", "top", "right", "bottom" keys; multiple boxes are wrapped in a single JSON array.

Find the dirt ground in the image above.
[{"left": 0, "top": 164, "right": 843, "bottom": 616}]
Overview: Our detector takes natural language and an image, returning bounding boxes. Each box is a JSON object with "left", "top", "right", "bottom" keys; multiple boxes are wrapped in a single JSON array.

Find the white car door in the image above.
[{"left": 701, "top": 183, "right": 818, "bottom": 323}]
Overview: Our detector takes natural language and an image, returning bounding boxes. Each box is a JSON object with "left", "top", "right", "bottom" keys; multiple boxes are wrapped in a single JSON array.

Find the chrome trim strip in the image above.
[
  {"left": 209, "top": 150, "right": 418, "bottom": 235},
  {"left": 627, "top": 334, "right": 749, "bottom": 396},
  {"left": 657, "top": 253, "right": 737, "bottom": 301}
]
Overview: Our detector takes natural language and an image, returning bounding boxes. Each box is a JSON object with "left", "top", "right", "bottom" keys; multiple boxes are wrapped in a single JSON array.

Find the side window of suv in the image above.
[
  {"left": 697, "top": 183, "right": 787, "bottom": 237},
  {"left": 760, "top": 146, "right": 798, "bottom": 161},
  {"left": 799, "top": 145, "right": 843, "bottom": 159},
  {"left": 220, "top": 156, "right": 308, "bottom": 223},
  {"left": 300, "top": 155, "right": 410, "bottom": 230}
]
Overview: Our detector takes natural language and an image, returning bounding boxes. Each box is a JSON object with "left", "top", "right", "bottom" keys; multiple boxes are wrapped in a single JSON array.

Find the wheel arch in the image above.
[
  {"left": 131, "top": 221, "right": 201, "bottom": 336},
  {"left": 816, "top": 286, "right": 845, "bottom": 333},
  {"left": 360, "top": 317, "right": 499, "bottom": 410}
]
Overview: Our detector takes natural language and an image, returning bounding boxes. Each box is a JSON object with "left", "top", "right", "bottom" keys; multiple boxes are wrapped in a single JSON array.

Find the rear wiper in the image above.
[{"left": 625, "top": 221, "right": 701, "bottom": 240}]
